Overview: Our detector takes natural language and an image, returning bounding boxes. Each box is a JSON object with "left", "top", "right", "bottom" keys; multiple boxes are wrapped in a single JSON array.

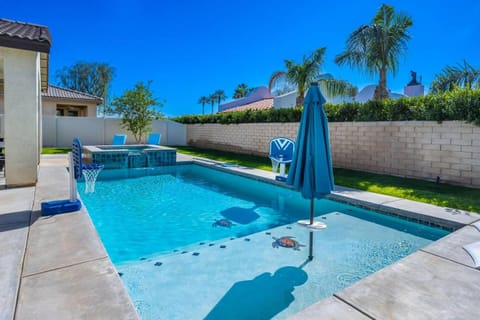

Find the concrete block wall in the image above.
[
  {"left": 187, "top": 121, "right": 480, "bottom": 188},
  {"left": 187, "top": 123, "right": 299, "bottom": 156},
  {"left": 330, "top": 121, "right": 480, "bottom": 187}
]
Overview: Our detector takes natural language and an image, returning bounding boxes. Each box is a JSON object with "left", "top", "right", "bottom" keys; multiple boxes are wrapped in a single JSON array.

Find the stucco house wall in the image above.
[{"left": 1, "top": 46, "right": 42, "bottom": 186}]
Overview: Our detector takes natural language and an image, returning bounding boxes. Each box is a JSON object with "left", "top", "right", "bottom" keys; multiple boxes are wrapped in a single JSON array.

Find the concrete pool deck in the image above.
[{"left": 0, "top": 153, "right": 479, "bottom": 319}]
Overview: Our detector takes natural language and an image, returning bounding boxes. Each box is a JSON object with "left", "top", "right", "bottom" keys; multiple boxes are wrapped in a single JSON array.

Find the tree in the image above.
[
  {"left": 233, "top": 83, "right": 254, "bottom": 99},
  {"left": 271, "top": 47, "right": 357, "bottom": 107},
  {"left": 207, "top": 94, "right": 216, "bottom": 114},
  {"left": 111, "top": 81, "right": 164, "bottom": 143},
  {"left": 56, "top": 61, "right": 116, "bottom": 116},
  {"left": 213, "top": 89, "right": 227, "bottom": 108},
  {"left": 335, "top": 4, "right": 413, "bottom": 100},
  {"left": 430, "top": 60, "right": 480, "bottom": 93},
  {"left": 198, "top": 96, "right": 209, "bottom": 115}
]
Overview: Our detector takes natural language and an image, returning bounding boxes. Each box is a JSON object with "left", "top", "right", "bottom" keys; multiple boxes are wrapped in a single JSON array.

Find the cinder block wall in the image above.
[
  {"left": 187, "top": 121, "right": 480, "bottom": 188},
  {"left": 187, "top": 123, "right": 299, "bottom": 156}
]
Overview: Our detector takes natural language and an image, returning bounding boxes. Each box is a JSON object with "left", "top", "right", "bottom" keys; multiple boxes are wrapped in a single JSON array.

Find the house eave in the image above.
[{"left": 42, "top": 96, "right": 103, "bottom": 105}]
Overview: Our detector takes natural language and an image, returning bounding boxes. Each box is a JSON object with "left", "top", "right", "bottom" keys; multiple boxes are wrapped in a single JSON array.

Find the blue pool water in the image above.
[{"left": 79, "top": 164, "right": 449, "bottom": 319}]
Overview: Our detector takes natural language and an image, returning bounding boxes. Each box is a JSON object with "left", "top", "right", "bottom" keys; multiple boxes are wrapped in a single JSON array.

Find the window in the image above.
[{"left": 56, "top": 104, "right": 87, "bottom": 117}]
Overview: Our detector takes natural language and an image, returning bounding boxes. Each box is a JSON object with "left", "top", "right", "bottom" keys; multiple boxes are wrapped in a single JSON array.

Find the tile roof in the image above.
[
  {"left": 219, "top": 86, "right": 273, "bottom": 112},
  {"left": 0, "top": 18, "right": 52, "bottom": 53},
  {"left": 43, "top": 85, "right": 103, "bottom": 104},
  {"left": 220, "top": 98, "right": 273, "bottom": 113}
]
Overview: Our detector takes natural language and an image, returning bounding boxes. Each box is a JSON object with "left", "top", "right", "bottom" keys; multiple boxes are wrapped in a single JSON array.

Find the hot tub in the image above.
[{"left": 83, "top": 144, "right": 176, "bottom": 169}]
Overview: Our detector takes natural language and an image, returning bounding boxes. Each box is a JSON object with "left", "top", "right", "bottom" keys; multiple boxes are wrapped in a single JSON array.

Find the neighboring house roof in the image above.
[
  {"left": 355, "top": 85, "right": 406, "bottom": 103},
  {"left": 220, "top": 98, "right": 273, "bottom": 113},
  {"left": 219, "top": 86, "right": 273, "bottom": 112},
  {"left": 0, "top": 18, "right": 52, "bottom": 92},
  {"left": 43, "top": 85, "right": 103, "bottom": 105}
]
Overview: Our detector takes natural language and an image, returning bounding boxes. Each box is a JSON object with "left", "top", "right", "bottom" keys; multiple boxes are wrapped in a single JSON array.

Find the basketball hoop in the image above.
[
  {"left": 40, "top": 137, "right": 104, "bottom": 215},
  {"left": 82, "top": 164, "right": 104, "bottom": 193}
]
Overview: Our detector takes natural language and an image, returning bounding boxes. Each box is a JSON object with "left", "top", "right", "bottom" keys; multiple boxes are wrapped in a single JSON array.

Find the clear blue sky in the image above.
[{"left": 4, "top": 0, "right": 480, "bottom": 117}]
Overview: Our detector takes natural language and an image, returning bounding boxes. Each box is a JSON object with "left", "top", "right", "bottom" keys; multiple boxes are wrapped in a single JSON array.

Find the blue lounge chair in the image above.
[
  {"left": 269, "top": 137, "right": 295, "bottom": 178},
  {"left": 147, "top": 133, "right": 162, "bottom": 145},
  {"left": 112, "top": 134, "right": 127, "bottom": 145}
]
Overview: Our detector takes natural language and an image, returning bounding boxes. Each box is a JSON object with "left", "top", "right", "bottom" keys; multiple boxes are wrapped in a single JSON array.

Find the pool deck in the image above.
[{"left": 0, "top": 153, "right": 479, "bottom": 319}]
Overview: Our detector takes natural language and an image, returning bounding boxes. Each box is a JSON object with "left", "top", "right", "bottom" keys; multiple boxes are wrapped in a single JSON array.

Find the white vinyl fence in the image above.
[
  {"left": 0, "top": 114, "right": 3, "bottom": 138},
  {"left": 41, "top": 116, "right": 187, "bottom": 147}
]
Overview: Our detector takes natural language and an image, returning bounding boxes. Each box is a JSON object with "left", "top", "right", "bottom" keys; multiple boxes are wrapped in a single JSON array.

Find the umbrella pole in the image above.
[
  {"left": 309, "top": 198, "right": 314, "bottom": 260},
  {"left": 310, "top": 199, "right": 314, "bottom": 224}
]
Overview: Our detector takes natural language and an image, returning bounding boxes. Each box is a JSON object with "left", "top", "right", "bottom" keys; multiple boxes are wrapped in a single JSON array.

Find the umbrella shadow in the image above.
[
  {"left": 204, "top": 266, "right": 308, "bottom": 320},
  {"left": 220, "top": 205, "right": 260, "bottom": 225}
]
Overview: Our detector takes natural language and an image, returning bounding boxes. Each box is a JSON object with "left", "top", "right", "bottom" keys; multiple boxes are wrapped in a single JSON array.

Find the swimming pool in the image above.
[{"left": 79, "top": 164, "right": 449, "bottom": 319}]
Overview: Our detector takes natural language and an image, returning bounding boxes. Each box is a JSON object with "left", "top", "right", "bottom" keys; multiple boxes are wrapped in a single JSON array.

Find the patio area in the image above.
[{"left": 0, "top": 153, "right": 479, "bottom": 319}]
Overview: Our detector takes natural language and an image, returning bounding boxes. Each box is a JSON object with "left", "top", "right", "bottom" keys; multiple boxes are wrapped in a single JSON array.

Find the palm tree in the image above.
[
  {"left": 335, "top": 4, "right": 413, "bottom": 100},
  {"left": 271, "top": 47, "right": 357, "bottom": 107},
  {"left": 207, "top": 94, "right": 216, "bottom": 114},
  {"left": 233, "top": 83, "right": 253, "bottom": 99},
  {"left": 213, "top": 89, "right": 227, "bottom": 108},
  {"left": 198, "top": 96, "right": 208, "bottom": 115},
  {"left": 430, "top": 60, "right": 480, "bottom": 93}
]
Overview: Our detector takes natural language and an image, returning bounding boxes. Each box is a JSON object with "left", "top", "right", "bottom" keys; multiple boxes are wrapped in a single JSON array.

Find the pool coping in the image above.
[
  {"left": 1, "top": 153, "right": 479, "bottom": 319},
  {"left": 83, "top": 144, "right": 175, "bottom": 153},
  {"left": 187, "top": 156, "right": 479, "bottom": 231}
]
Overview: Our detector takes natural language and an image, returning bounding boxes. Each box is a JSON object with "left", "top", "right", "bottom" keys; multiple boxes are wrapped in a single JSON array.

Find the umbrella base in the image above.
[{"left": 297, "top": 220, "right": 327, "bottom": 231}]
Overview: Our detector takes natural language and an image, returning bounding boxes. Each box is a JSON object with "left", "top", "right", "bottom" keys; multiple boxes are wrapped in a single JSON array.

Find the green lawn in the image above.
[
  {"left": 175, "top": 146, "right": 480, "bottom": 213},
  {"left": 41, "top": 146, "right": 480, "bottom": 212},
  {"left": 176, "top": 146, "right": 272, "bottom": 171},
  {"left": 42, "top": 147, "right": 72, "bottom": 154},
  {"left": 333, "top": 168, "right": 480, "bottom": 212}
]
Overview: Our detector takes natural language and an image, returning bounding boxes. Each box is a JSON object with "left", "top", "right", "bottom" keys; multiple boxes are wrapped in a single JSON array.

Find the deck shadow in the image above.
[{"left": 0, "top": 210, "right": 37, "bottom": 231}]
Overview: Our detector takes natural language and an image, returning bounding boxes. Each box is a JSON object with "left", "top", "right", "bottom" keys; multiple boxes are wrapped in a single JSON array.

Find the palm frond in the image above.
[
  {"left": 430, "top": 60, "right": 480, "bottom": 93},
  {"left": 268, "top": 71, "right": 287, "bottom": 91},
  {"left": 319, "top": 78, "right": 358, "bottom": 98}
]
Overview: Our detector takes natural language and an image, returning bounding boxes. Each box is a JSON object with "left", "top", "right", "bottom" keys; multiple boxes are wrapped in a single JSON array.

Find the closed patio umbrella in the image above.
[{"left": 286, "top": 82, "right": 334, "bottom": 260}]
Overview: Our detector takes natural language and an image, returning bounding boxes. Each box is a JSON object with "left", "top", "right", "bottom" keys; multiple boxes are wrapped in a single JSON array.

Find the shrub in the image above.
[{"left": 173, "top": 88, "right": 480, "bottom": 125}]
